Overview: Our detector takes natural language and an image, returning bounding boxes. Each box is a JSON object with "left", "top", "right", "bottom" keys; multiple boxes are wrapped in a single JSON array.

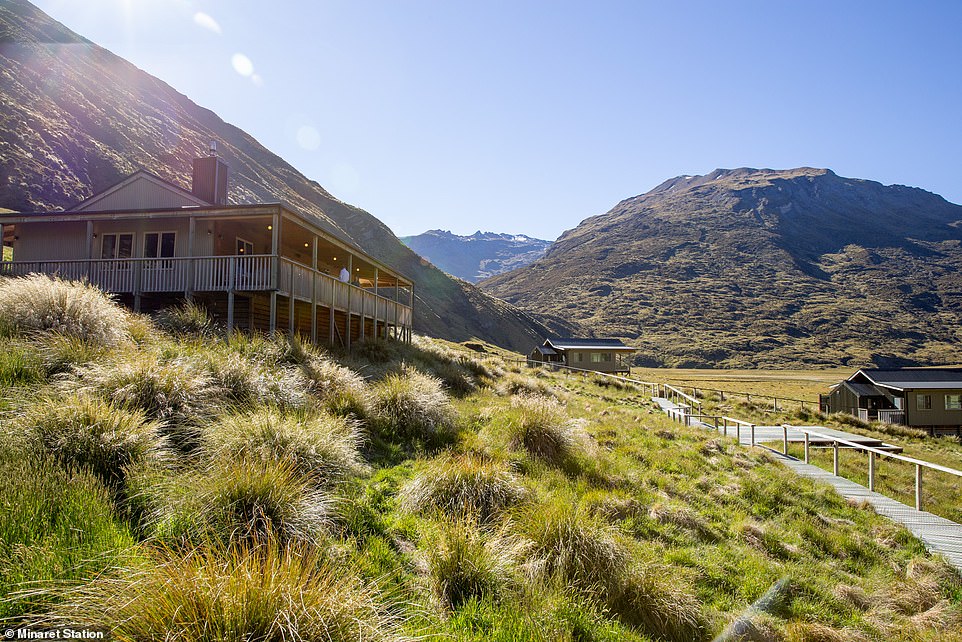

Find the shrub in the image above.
[
  {"left": 0, "top": 449, "right": 138, "bottom": 620},
  {"left": 503, "top": 394, "right": 586, "bottom": 464},
  {"left": 145, "top": 458, "right": 330, "bottom": 546},
  {"left": 425, "top": 521, "right": 515, "bottom": 610},
  {"left": 401, "top": 453, "right": 526, "bottom": 522},
  {"left": 301, "top": 353, "right": 371, "bottom": 417},
  {"left": 60, "top": 355, "right": 220, "bottom": 451},
  {"left": 16, "top": 394, "right": 167, "bottom": 486},
  {"left": 203, "top": 408, "right": 367, "bottom": 486},
  {"left": 370, "top": 367, "right": 455, "bottom": 441},
  {"left": 154, "top": 300, "right": 214, "bottom": 336},
  {"left": 0, "top": 274, "right": 129, "bottom": 346},
  {"left": 204, "top": 350, "right": 312, "bottom": 410},
  {"left": 43, "top": 542, "right": 406, "bottom": 642}
]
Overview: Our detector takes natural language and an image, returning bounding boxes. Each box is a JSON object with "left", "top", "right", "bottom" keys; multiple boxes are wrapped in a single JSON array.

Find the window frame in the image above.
[
  {"left": 101, "top": 232, "right": 135, "bottom": 261},
  {"left": 236, "top": 237, "right": 254, "bottom": 256},
  {"left": 946, "top": 394, "right": 962, "bottom": 411},
  {"left": 917, "top": 394, "right": 933, "bottom": 411},
  {"left": 143, "top": 231, "right": 177, "bottom": 259}
]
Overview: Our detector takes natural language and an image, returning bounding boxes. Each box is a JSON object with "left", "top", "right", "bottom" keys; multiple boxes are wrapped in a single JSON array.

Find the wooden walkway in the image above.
[{"left": 653, "top": 397, "right": 962, "bottom": 570}]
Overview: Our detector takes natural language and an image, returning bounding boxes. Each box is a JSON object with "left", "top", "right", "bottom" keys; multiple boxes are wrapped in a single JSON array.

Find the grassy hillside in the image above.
[{"left": 1, "top": 274, "right": 960, "bottom": 640}]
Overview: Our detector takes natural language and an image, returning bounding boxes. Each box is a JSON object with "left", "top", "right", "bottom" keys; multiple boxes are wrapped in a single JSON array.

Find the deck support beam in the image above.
[
  {"left": 311, "top": 237, "right": 318, "bottom": 343},
  {"left": 186, "top": 217, "right": 196, "bottom": 300},
  {"left": 346, "top": 254, "right": 354, "bottom": 348}
]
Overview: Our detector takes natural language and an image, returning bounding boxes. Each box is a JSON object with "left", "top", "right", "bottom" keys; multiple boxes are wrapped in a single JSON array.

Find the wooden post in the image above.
[
  {"left": 868, "top": 451, "right": 875, "bottom": 491},
  {"left": 347, "top": 254, "right": 354, "bottom": 347},
  {"left": 408, "top": 283, "right": 414, "bottom": 343},
  {"left": 269, "top": 212, "right": 280, "bottom": 334},
  {"left": 373, "top": 267, "right": 379, "bottom": 339},
  {"left": 782, "top": 425, "right": 788, "bottom": 455},
  {"left": 915, "top": 465, "right": 923, "bottom": 511},
  {"left": 833, "top": 442, "right": 839, "bottom": 476},
  {"left": 288, "top": 261, "right": 295, "bottom": 337},
  {"left": 804, "top": 432, "right": 810, "bottom": 463},
  {"left": 227, "top": 257, "right": 235, "bottom": 332},
  {"left": 186, "top": 217, "right": 196, "bottom": 299},
  {"left": 310, "top": 237, "right": 318, "bottom": 343},
  {"left": 750, "top": 424, "right": 755, "bottom": 447},
  {"left": 85, "top": 220, "right": 94, "bottom": 276},
  {"left": 329, "top": 276, "right": 337, "bottom": 346}
]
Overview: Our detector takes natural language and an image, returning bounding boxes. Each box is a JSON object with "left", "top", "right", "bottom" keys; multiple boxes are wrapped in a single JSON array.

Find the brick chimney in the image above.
[{"left": 191, "top": 141, "right": 229, "bottom": 205}]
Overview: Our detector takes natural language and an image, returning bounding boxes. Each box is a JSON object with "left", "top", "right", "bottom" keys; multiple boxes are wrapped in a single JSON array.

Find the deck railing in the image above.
[{"left": 0, "top": 255, "right": 412, "bottom": 328}]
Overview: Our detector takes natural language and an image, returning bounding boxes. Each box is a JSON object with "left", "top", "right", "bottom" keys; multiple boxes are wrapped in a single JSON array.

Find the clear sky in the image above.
[{"left": 31, "top": 0, "right": 962, "bottom": 240}]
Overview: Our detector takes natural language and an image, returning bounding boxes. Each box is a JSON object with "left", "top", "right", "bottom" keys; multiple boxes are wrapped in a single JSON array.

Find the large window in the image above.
[
  {"left": 946, "top": 394, "right": 962, "bottom": 410},
  {"left": 590, "top": 353, "right": 612, "bottom": 363},
  {"left": 237, "top": 237, "right": 254, "bottom": 255},
  {"left": 144, "top": 232, "right": 176, "bottom": 258},
  {"left": 917, "top": 394, "right": 932, "bottom": 410},
  {"left": 101, "top": 233, "right": 133, "bottom": 259}
]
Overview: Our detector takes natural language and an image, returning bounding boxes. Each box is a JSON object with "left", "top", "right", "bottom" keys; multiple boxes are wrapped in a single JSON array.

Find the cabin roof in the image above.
[
  {"left": 543, "top": 338, "right": 636, "bottom": 352},
  {"left": 840, "top": 381, "right": 887, "bottom": 397},
  {"left": 853, "top": 368, "right": 962, "bottom": 391},
  {"left": 533, "top": 346, "right": 558, "bottom": 355}
]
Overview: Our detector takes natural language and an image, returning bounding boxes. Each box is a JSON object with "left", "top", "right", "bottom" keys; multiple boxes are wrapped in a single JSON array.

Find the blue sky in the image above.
[{"left": 32, "top": 0, "right": 962, "bottom": 240}]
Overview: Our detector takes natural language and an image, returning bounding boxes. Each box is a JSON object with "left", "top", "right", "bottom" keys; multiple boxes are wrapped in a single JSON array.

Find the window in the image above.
[
  {"left": 570, "top": 352, "right": 582, "bottom": 362},
  {"left": 101, "top": 233, "right": 133, "bottom": 260},
  {"left": 144, "top": 232, "right": 176, "bottom": 258},
  {"left": 590, "top": 353, "right": 611, "bottom": 363},
  {"left": 917, "top": 394, "right": 932, "bottom": 410},
  {"left": 946, "top": 394, "right": 962, "bottom": 410},
  {"left": 236, "top": 238, "right": 254, "bottom": 255}
]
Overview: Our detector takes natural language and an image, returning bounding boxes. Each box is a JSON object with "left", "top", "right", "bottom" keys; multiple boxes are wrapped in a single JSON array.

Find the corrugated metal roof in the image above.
[
  {"left": 534, "top": 346, "right": 558, "bottom": 355},
  {"left": 856, "top": 369, "right": 962, "bottom": 391},
  {"left": 544, "top": 338, "right": 636, "bottom": 351}
]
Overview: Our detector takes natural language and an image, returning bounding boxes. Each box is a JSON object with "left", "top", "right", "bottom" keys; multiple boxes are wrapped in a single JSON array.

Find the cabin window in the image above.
[
  {"left": 144, "top": 232, "right": 176, "bottom": 259},
  {"left": 570, "top": 352, "right": 581, "bottom": 362},
  {"left": 101, "top": 233, "right": 133, "bottom": 260},
  {"left": 917, "top": 394, "right": 932, "bottom": 410},
  {"left": 236, "top": 238, "right": 254, "bottom": 255},
  {"left": 946, "top": 395, "right": 962, "bottom": 410}
]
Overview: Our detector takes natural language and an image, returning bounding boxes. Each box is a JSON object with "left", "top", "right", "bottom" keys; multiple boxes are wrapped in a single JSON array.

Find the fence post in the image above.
[
  {"left": 915, "top": 465, "right": 923, "bottom": 511},
  {"left": 782, "top": 425, "right": 788, "bottom": 455},
  {"left": 723, "top": 418, "right": 728, "bottom": 436},
  {"left": 833, "top": 442, "right": 839, "bottom": 476},
  {"left": 750, "top": 424, "right": 755, "bottom": 447},
  {"left": 868, "top": 451, "right": 875, "bottom": 492},
  {"left": 737, "top": 423, "right": 741, "bottom": 443},
  {"left": 774, "top": 397, "right": 779, "bottom": 412},
  {"left": 804, "top": 431, "right": 810, "bottom": 463}
]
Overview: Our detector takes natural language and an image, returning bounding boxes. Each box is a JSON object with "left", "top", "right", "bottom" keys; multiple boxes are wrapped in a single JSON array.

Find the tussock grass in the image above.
[
  {"left": 401, "top": 453, "right": 526, "bottom": 522},
  {"left": 202, "top": 349, "right": 312, "bottom": 410},
  {"left": 0, "top": 274, "right": 129, "bottom": 346},
  {"left": 0, "top": 449, "right": 137, "bottom": 620},
  {"left": 0, "top": 342, "right": 44, "bottom": 387},
  {"left": 502, "top": 394, "right": 587, "bottom": 464},
  {"left": 424, "top": 521, "right": 516, "bottom": 610},
  {"left": 154, "top": 300, "right": 214, "bottom": 336},
  {"left": 300, "top": 351, "right": 371, "bottom": 417},
  {"left": 43, "top": 541, "right": 407, "bottom": 642},
  {"left": 143, "top": 458, "right": 331, "bottom": 546},
  {"left": 16, "top": 394, "right": 167, "bottom": 487},
  {"left": 371, "top": 367, "right": 456, "bottom": 442},
  {"left": 203, "top": 407, "right": 367, "bottom": 486},
  {"left": 59, "top": 354, "right": 220, "bottom": 451}
]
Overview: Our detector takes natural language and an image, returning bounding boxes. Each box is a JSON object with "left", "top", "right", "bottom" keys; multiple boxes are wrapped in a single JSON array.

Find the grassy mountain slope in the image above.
[
  {"left": 482, "top": 168, "right": 962, "bottom": 367},
  {"left": 401, "top": 229, "right": 551, "bottom": 283},
  {"left": 0, "top": 0, "right": 552, "bottom": 352}
]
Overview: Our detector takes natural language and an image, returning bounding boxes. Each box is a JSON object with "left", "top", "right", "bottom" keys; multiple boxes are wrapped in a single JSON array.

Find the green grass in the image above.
[{"left": 1, "top": 288, "right": 961, "bottom": 639}]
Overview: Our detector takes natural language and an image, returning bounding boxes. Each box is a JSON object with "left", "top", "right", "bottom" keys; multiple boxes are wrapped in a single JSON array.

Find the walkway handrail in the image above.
[
  {"left": 664, "top": 383, "right": 700, "bottom": 406},
  {"left": 783, "top": 425, "right": 962, "bottom": 478},
  {"left": 723, "top": 416, "right": 755, "bottom": 427},
  {"left": 783, "top": 424, "right": 962, "bottom": 512},
  {"left": 522, "top": 359, "right": 661, "bottom": 391}
]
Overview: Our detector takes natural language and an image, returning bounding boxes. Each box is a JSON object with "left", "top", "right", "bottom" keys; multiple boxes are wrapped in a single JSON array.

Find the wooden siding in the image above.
[
  {"left": 563, "top": 349, "right": 629, "bottom": 373},
  {"left": 14, "top": 221, "right": 86, "bottom": 261},
  {"left": 905, "top": 388, "right": 962, "bottom": 427},
  {"left": 76, "top": 175, "right": 202, "bottom": 211}
]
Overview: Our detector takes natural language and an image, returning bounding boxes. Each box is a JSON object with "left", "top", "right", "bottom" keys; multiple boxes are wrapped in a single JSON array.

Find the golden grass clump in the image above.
[
  {"left": 0, "top": 274, "right": 129, "bottom": 346},
  {"left": 370, "top": 367, "right": 456, "bottom": 441},
  {"left": 503, "top": 394, "right": 587, "bottom": 464},
  {"left": 203, "top": 407, "right": 367, "bottom": 487},
  {"left": 16, "top": 394, "right": 167, "bottom": 487},
  {"left": 401, "top": 453, "right": 526, "bottom": 522},
  {"left": 424, "top": 521, "right": 516, "bottom": 610},
  {"left": 301, "top": 352, "right": 371, "bottom": 417},
  {"left": 143, "top": 458, "right": 331, "bottom": 546},
  {"left": 43, "top": 542, "right": 407, "bottom": 642}
]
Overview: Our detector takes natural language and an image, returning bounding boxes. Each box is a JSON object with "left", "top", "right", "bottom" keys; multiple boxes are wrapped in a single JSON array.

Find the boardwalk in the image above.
[{"left": 653, "top": 397, "right": 962, "bottom": 570}]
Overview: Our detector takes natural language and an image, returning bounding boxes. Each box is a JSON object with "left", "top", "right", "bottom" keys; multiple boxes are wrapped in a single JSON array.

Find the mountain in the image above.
[
  {"left": 481, "top": 167, "right": 962, "bottom": 368},
  {"left": 400, "top": 229, "right": 551, "bottom": 283},
  {"left": 0, "top": 0, "right": 556, "bottom": 352}
]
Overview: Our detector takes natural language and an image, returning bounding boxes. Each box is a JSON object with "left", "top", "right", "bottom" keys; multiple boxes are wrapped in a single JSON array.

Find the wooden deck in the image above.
[{"left": 653, "top": 397, "right": 962, "bottom": 571}]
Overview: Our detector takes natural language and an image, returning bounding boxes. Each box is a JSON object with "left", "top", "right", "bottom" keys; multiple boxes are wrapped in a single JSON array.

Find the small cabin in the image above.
[
  {"left": 820, "top": 369, "right": 962, "bottom": 435},
  {"left": 0, "top": 152, "right": 413, "bottom": 347},
  {"left": 527, "top": 338, "right": 636, "bottom": 374}
]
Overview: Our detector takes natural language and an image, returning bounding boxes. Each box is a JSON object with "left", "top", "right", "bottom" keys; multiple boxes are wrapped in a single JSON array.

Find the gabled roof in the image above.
[
  {"left": 71, "top": 170, "right": 210, "bottom": 212},
  {"left": 543, "top": 338, "right": 636, "bottom": 352},
  {"left": 533, "top": 346, "right": 558, "bottom": 355},
  {"left": 853, "top": 368, "right": 962, "bottom": 391},
  {"left": 840, "top": 381, "right": 887, "bottom": 398}
]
